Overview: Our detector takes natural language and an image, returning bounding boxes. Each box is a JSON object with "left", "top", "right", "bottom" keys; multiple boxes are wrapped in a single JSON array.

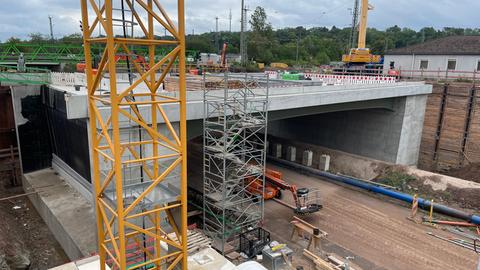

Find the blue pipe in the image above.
[{"left": 269, "top": 157, "right": 480, "bottom": 225}]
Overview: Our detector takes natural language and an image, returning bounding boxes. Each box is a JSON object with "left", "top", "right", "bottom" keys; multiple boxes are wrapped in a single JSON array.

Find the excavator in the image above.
[
  {"left": 247, "top": 168, "right": 322, "bottom": 215},
  {"left": 342, "top": 0, "right": 381, "bottom": 68}
]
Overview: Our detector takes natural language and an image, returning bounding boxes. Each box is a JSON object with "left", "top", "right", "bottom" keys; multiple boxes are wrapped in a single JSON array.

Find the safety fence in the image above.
[
  {"left": 0, "top": 65, "right": 51, "bottom": 85},
  {"left": 50, "top": 72, "right": 87, "bottom": 86},
  {"left": 304, "top": 73, "right": 397, "bottom": 85},
  {"left": 397, "top": 69, "right": 480, "bottom": 81},
  {"left": 265, "top": 71, "right": 397, "bottom": 85}
]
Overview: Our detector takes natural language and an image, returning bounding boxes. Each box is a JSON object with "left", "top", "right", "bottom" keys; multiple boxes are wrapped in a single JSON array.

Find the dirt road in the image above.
[{"left": 263, "top": 164, "right": 478, "bottom": 270}]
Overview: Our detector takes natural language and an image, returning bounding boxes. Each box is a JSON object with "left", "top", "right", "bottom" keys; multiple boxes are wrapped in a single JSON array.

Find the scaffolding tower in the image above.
[
  {"left": 80, "top": 0, "right": 188, "bottom": 269},
  {"left": 203, "top": 74, "right": 269, "bottom": 253}
]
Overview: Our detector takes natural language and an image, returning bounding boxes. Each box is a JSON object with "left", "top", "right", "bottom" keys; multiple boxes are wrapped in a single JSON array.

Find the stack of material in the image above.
[
  {"left": 303, "top": 250, "right": 359, "bottom": 270},
  {"left": 168, "top": 230, "right": 212, "bottom": 254},
  {"left": 164, "top": 75, "right": 258, "bottom": 91},
  {"left": 303, "top": 249, "right": 337, "bottom": 270}
]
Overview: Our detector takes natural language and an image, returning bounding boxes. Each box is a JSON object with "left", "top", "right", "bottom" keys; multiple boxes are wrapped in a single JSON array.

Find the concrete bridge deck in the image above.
[
  {"left": 51, "top": 80, "right": 431, "bottom": 121},
  {"left": 49, "top": 80, "right": 432, "bottom": 166}
]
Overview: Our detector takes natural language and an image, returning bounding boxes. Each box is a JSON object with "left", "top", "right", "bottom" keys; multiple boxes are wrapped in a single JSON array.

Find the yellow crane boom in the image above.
[
  {"left": 357, "top": 0, "right": 372, "bottom": 49},
  {"left": 342, "top": 0, "right": 381, "bottom": 64}
]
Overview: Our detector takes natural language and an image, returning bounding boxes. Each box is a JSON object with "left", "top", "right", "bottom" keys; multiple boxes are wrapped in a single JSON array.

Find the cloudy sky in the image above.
[{"left": 0, "top": 0, "right": 479, "bottom": 41}]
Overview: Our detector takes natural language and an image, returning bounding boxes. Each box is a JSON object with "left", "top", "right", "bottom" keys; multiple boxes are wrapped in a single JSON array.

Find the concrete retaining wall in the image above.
[{"left": 23, "top": 169, "right": 96, "bottom": 260}]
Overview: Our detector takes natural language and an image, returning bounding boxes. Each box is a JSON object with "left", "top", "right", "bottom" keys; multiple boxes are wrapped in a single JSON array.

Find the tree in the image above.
[
  {"left": 249, "top": 6, "right": 272, "bottom": 33},
  {"left": 60, "top": 33, "right": 83, "bottom": 43},
  {"left": 6, "top": 37, "right": 21, "bottom": 44},
  {"left": 248, "top": 6, "right": 274, "bottom": 63},
  {"left": 28, "top": 33, "right": 46, "bottom": 43},
  {"left": 315, "top": 52, "right": 330, "bottom": 65}
]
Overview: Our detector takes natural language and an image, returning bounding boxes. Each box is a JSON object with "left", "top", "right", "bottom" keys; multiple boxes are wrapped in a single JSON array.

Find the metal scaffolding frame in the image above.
[
  {"left": 80, "top": 0, "right": 188, "bottom": 269},
  {"left": 203, "top": 74, "right": 269, "bottom": 253}
]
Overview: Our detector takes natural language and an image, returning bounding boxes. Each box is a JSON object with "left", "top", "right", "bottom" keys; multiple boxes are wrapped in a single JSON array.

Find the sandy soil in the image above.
[
  {"left": 263, "top": 164, "right": 478, "bottom": 270},
  {"left": 0, "top": 172, "right": 69, "bottom": 270},
  {"left": 445, "top": 163, "right": 480, "bottom": 183}
]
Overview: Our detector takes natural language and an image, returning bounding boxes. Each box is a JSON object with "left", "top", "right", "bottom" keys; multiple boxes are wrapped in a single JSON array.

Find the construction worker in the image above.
[{"left": 17, "top": 53, "right": 25, "bottom": 73}]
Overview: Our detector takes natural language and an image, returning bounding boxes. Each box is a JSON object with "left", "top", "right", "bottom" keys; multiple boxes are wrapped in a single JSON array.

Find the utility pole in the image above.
[
  {"left": 296, "top": 33, "right": 301, "bottom": 65},
  {"left": 229, "top": 9, "right": 232, "bottom": 32},
  {"left": 240, "top": 0, "right": 247, "bottom": 67},
  {"left": 215, "top": 16, "right": 219, "bottom": 52},
  {"left": 48, "top": 15, "right": 54, "bottom": 41},
  {"left": 296, "top": 38, "right": 299, "bottom": 65}
]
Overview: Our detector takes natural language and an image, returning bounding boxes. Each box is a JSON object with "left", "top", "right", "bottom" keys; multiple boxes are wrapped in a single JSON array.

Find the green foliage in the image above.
[
  {"left": 381, "top": 171, "right": 416, "bottom": 191},
  {"left": 59, "top": 33, "right": 83, "bottom": 43},
  {"left": 249, "top": 6, "right": 272, "bottom": 33},
  {"left": 28, "top": 33, "right": 47, "bottom": 43},
  {"left": 6, "top": 8, "right": 480, "bottom": 67}
]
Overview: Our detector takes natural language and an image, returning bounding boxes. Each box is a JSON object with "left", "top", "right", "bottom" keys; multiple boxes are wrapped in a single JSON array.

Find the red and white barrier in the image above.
[
  {"left": 303, "top": 73, "right": 396, "bottom": 85},
  {"left": 264, "top": 70, "right": 279, "bottom": 80}
]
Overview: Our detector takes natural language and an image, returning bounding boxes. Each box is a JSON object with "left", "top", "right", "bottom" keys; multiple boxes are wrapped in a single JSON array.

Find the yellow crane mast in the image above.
[
  {"left": 80, "top": 0, "right": 188, "bottom": 269},
  {"left": 342, "top": 0, "right": 381, "bottom": 64}
]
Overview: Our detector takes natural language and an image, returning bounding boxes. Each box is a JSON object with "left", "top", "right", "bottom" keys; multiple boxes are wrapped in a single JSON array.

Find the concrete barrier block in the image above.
[
  {"left": 319, "top": 154, "right": 331, "bottom": 171},
  {"left": 286, "top": 146, "right": 296, "bottom": 162},
  {"left": 302, "top": 150, "right": 313, "bottom": 167},
  {"left": 274, "top": 144, "right": 282, "bottom": 158}
]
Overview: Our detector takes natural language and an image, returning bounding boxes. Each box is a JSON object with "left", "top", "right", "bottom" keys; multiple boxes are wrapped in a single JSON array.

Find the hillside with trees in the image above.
[{"left": 4, "top": 6, "right": 480, "bottom": 67}]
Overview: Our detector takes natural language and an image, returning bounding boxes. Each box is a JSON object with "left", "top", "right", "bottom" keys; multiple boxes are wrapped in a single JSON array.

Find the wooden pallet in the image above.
[{"left": 168, "top": 230, "right": 212, "bottom": 254}]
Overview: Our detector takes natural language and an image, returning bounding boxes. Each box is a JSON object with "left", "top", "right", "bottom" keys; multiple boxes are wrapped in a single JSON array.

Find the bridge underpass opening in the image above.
[{"left": 267, "top": 95, "right": 427, "bottom": 166}]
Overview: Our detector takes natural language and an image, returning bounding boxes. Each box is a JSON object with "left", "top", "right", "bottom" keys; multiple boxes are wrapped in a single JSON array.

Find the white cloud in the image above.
[{"left": 0, "top": 0, "right": 479, "bottom": 41}]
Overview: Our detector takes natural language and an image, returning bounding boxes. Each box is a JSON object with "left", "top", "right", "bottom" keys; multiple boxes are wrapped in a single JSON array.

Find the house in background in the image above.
[{"left": 384, "top": 36, "right": 480, "bottom": 79}]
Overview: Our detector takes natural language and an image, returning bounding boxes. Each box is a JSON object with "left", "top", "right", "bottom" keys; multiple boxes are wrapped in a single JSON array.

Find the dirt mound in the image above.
[
  {"left": 445, "top": 163, "right": 480, "bottom": 183},
  {"left": 374, "top": 166, "right": 480, "bottom": 211}
]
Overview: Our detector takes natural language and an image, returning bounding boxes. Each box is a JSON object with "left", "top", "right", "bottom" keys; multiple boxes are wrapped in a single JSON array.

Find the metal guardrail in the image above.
[{"left": 396, "top": 69, "right": 480, "bottom": 81}]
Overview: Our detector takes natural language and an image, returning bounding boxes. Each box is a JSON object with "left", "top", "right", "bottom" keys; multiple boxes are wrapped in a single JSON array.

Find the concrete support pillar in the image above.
[
  {"left": 302, "top": 150, "right": 313, "bottom": 167},
  {"left": 286, "top": 146, "right": 296, "bottom": 162},
  {"left": 319, "top": 154, "right": 331, "bottom": 171},
  {"left": 274, "top": 144, "right": 282, "bottom": 158},
  {"left": 266, "top": 140, "right": 270, "bottom": 155}
]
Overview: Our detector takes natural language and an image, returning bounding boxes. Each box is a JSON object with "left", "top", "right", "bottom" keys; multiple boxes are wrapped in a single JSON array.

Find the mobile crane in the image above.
[
  {"left": 248, "top": 168, "right": 322, "bottom": 215},
  {"left": 342, "top": 0, "right": 381, "bottom": 67}
]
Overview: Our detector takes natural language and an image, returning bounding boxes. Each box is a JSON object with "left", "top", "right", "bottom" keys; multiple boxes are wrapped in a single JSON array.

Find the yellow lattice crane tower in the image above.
[{"left": 80, "top": 0, "right": 188, "bottom": 269}]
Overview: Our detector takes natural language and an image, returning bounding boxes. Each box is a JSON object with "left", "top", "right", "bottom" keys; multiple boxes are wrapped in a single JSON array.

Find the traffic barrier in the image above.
[{"left": 303, "top": 73, "right": 397, "bottom": 85}]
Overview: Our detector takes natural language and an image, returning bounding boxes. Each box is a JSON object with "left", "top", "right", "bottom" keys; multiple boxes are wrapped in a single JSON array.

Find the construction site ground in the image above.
[
  {"left": 263, "top": 163, "right": 478, "bottom": 270},
  {"left": 0, "top": 172, "right": 68, "bottom": 270}
]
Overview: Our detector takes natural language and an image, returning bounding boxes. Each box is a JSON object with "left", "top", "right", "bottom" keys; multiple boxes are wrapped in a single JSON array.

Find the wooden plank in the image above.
[{"left": 303, "top": 249, "right": 338, "bottom": 270}]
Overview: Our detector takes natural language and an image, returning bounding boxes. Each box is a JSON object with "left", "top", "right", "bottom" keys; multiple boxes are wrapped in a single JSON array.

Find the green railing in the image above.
[
  {"left": 0, "top": 43, "right": 199, "bottom": 64},
  {"left": 0, "top": 64, "right": 50, "bottom": 84}
]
